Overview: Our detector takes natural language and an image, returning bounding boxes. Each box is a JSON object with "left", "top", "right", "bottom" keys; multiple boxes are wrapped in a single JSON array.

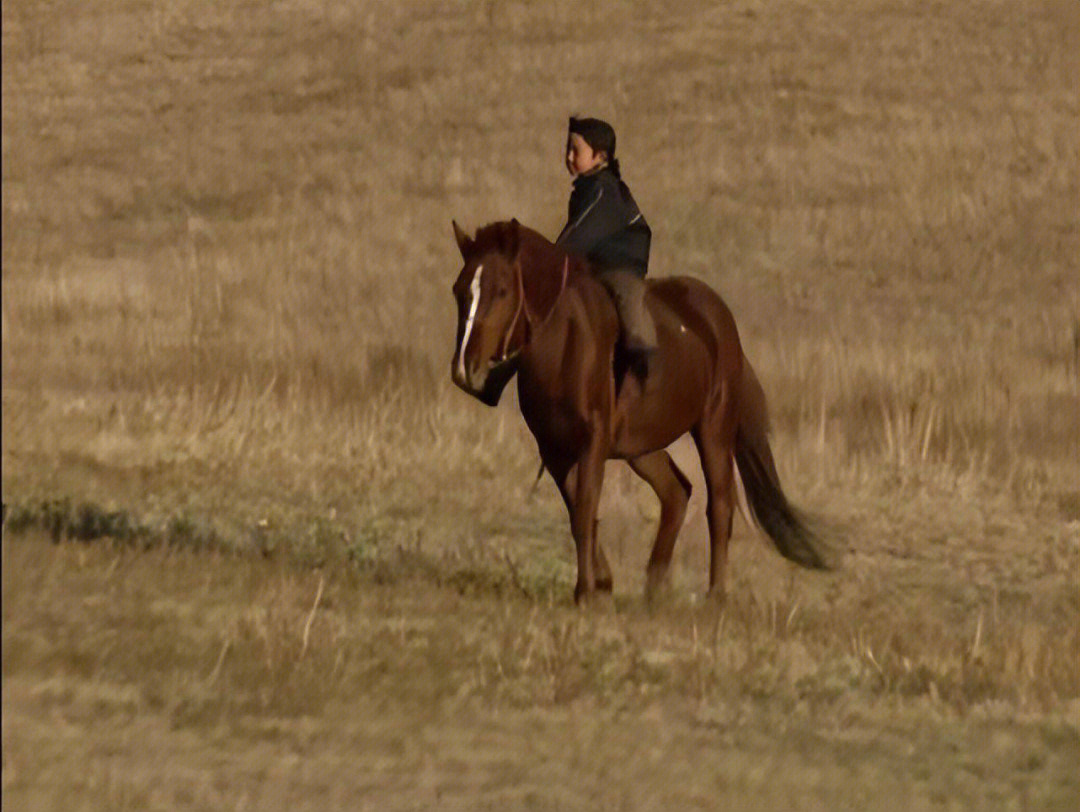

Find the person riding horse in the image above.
[
  {"left": 450, "top": 220, "right": 830, "bottom": 604},
  {"left": 557, "top": 117, "right": 657, "bottom": 381}
]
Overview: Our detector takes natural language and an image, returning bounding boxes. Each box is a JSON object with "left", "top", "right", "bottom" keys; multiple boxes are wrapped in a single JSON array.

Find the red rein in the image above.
[{"left": 498, "top": 255, "right": 569, "bottom": 362}]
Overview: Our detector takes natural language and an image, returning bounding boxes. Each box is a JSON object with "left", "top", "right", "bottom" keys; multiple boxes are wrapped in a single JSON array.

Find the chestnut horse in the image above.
[{"left": 450, "top": 219, "right": 828, "bottom": 604}]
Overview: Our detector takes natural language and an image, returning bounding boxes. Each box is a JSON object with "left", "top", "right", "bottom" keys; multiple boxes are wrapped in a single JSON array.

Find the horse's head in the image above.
[{"left": 450, "top": 219, "right": 528, "bottom": 406}]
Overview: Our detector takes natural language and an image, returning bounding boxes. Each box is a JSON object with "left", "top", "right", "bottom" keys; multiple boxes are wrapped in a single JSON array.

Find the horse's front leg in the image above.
[{"left": 555, "top": 434, "right": 607, "bottom": 605}]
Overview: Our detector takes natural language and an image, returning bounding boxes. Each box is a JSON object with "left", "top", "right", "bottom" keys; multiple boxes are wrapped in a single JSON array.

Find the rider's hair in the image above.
[{"left": 568, "top": 116, "right": 620, "bottom": 178}]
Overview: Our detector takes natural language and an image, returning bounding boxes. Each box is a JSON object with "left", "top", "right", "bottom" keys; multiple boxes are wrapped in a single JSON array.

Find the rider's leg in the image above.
[
  {"left": 598, "top": 269, "right": 656, "bottom": 378},
  {"left": 598, "top": 269, "right": 656, "bottom": 350}
]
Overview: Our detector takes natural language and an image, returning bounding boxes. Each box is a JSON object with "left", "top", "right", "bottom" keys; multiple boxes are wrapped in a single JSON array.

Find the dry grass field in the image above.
[{"left": 3, "top": 0, "right": 1079, "bottom": 808}]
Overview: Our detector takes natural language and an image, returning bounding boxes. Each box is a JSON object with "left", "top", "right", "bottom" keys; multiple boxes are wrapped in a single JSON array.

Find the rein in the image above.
[{"left": 497, "top": 255, "right": 570, "bottom": 362}]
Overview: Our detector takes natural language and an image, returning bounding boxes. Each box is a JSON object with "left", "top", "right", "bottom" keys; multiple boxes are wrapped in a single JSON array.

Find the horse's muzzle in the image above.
[{"left": 452, "top": 355, "right": 519, "bottom": 407}]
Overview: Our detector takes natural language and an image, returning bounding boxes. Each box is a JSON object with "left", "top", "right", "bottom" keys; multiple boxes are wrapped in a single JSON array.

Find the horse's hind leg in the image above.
[
  {"left": 692, "top": 423, "right": 736, "bottom": 601},
  {"left": 627, "top": 450, "right": 692, "bottom": 600}
]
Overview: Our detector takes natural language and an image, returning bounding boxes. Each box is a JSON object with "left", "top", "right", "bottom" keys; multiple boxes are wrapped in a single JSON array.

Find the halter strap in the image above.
[
  {"left": 497, "top": 272, "right": 525, "bottom": 362},
  {"left": 497, "top": 255, "right": 570, "bottom": 362}
]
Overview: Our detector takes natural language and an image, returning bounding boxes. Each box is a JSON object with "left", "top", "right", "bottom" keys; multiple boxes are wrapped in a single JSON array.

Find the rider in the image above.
[{"left": 556, "top": 116, "right": 656, "bottom": 380}]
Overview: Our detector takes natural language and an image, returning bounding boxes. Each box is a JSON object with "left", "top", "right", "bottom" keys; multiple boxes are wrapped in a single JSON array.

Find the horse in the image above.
[{"left": 450, "top": 219, "right": 829, "bottom": 604}]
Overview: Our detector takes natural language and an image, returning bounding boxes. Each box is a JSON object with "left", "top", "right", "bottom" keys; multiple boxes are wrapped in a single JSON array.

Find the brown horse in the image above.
[{"left": 450, "top": 219, "right": 829, "bottom": 604}]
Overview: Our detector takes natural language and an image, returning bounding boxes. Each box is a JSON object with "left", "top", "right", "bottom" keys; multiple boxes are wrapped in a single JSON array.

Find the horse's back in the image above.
[{"left": 646, "top": 275, "right": 742, "bottom": 355}]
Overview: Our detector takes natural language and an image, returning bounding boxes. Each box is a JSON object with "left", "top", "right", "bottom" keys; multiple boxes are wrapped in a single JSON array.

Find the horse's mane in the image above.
[
  {"left": 472, "top": 221, "right": 518, "bottom": 257},
  {"left": 472, "top": 220, "right": 592, "bottom": 323},
  {"left": 473, "top": 220, "right": 591, "bottom": 277},
  {"left": 472, "top": 220, "right": 553, "bottom": 259}
]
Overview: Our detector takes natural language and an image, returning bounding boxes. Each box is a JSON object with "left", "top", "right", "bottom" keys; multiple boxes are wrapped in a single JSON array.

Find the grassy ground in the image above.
[
  {"left": 3, "top": 0, "right": 1079, "bottom": 808},
  {"left": 4, "top": 532, "right": 1079, "bottom": 810}
]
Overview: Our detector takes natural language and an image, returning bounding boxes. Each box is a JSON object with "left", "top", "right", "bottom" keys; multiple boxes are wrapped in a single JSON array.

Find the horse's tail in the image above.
[{"left": 733, "top": 360, "right": 831, "bottom": 570}]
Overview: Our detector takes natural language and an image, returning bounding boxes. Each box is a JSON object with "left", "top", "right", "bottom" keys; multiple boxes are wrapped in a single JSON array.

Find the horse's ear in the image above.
[
  {"left": 452, "top": 220, "right": 472, "bottom": 258},
  {"left": 507, "top": 218, "right": 521, "bottom": 259}
]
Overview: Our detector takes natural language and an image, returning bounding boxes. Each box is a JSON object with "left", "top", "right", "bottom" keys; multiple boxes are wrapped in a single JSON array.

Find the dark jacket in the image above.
[{"left": 556, "top": 167, "right": 651, "bottom": 276}]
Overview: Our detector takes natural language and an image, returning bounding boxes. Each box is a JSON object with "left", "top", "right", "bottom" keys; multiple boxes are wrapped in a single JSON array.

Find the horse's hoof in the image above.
[
  {"left": 645, "top": 589, "right": 675, "bottom": 615},
  {"left": 644, "top": 569, "right": 671, "bottom": 606},
  {"left": 704, "top": 587, "right": 727, "bottom": 609},
  {"left": 574, "top": 586, "right": 614, "bottom": 610}
]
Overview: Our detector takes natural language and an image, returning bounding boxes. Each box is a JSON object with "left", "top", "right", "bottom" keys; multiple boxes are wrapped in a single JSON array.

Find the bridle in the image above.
[{"left": 496, "top": 255, "right": 570, "bottom": 363}]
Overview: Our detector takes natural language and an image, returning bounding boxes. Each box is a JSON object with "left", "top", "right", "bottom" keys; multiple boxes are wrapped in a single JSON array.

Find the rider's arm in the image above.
[{"left": 556, "top": 179, "right": 627, "bottom": 258}]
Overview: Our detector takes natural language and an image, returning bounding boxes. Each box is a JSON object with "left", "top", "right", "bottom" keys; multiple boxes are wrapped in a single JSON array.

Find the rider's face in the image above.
[{"left": 566, "top": 133, "right": 607, "bottom": 177}]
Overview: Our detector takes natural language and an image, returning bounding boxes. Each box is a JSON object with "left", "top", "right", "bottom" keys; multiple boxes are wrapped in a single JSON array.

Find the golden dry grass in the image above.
[{"left": 3, "top": 0, "right": 1079, "bottom": 808}]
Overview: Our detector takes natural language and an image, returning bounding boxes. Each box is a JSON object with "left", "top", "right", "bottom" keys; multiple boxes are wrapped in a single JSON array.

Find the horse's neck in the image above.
[{"left": 520, "top": 272, "right": 616, "bottom": 391}]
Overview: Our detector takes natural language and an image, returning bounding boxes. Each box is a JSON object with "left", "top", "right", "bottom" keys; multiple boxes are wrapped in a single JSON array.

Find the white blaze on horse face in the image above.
[{"left": 457, "top": 264, "right": 484, "bottom": 383}]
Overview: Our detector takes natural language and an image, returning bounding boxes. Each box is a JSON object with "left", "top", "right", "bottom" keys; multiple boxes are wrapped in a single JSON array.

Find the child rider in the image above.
[{"left": 556, "top": 116, "right": 657, "bottom": 381}]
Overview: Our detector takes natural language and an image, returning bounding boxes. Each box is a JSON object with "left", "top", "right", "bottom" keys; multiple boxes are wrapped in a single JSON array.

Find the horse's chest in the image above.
[{"left": 518, "top": 382, "right": 590, "bottom": 451}]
